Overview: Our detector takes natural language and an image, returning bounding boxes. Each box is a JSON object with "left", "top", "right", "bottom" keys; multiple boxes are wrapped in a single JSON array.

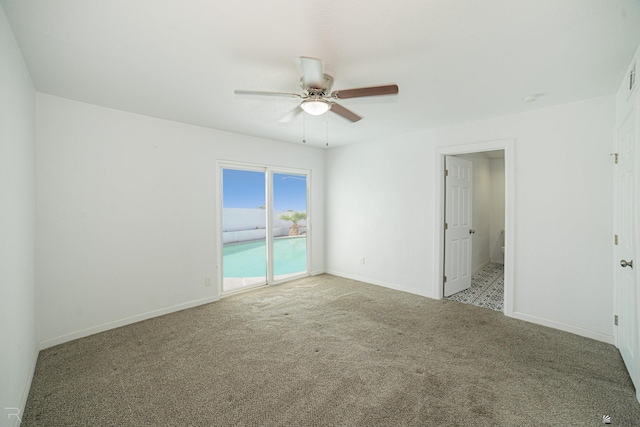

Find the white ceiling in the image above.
[{"left": 3, "top": 0, "right": 640, "bottom": 148}]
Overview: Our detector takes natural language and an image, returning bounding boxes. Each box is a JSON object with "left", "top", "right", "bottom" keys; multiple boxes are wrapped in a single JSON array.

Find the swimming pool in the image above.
[{"left": 223, "top": 237, "right": 307, "bottom": 278}]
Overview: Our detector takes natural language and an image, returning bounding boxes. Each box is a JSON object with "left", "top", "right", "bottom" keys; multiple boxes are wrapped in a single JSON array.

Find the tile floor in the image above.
[{"left": 446, "top": 263, "right": 504, "bottom": 311}]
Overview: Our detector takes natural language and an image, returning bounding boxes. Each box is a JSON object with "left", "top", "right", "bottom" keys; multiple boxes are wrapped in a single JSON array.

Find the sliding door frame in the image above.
[{"left": 216, "top": 160, "right": 311, "bottom": 295}]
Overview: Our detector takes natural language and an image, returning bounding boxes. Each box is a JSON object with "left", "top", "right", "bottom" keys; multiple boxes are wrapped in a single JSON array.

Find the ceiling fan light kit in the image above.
[
  {"left": 300, "top": 99, "right": 331, "bottom": 115},
  {"left": 235, "top": 56, "right": 399, "bottom": 123}
]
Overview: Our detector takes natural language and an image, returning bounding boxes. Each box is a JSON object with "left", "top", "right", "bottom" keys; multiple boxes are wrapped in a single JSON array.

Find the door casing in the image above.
[{"left": 434, "top": 139, "right": 515, "bottom": 316}]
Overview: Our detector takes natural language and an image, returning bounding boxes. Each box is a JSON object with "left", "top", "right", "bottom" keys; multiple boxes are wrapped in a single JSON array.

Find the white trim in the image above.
[
  {"left": 13, "top": 346, "right": 39, "bottom": 427},
  {"left": 434, "top": 139, "right": 515, "bottom": 317},
  {"left": 38, "top": 295, "right": 220, "bottom": 350},
  {"left": 220, "top": 283, "right": 269, "bottom": 298},
  {"left": 266, "top": 170, "right": 274, "bottom": 283},
  {"left": 326, "top": 270, "right": 613, "bottom": 345},
  {"left": 306, "top": 170, "right": 312, "bottom": 278},
  {"left": 216, "top": 164, "right": 224, "bottom": 296},
  {"left": 325, "top": 270, "right": 436, "bottom": 299},
  {"left": 271, "top": 271, "right": 308, "bottom": 285},
  {"left": 512, "top": 311, "right": 614, "bottom": 345}
]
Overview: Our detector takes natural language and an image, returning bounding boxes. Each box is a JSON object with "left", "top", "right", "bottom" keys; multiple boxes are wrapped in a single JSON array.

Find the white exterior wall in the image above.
[
  {"left": 0, "top": 5, "right": 38, "bottom": 427},
  {"left": 326, "top": 94, "right": 615, "bottom": 343},
  {"left": 222, "top": 208, "right": 307, "bottom": 243},
  {"left": 36, "top": 94, "right": 325, "bottom": 347}
]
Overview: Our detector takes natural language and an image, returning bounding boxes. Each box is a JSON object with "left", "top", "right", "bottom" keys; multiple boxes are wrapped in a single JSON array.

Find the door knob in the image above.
[
  {"left": 469, "top": 229, "right": 476, "bottom": 234},
  {"left": 620, "top": 259, "right": 633, "bottom": 269}
]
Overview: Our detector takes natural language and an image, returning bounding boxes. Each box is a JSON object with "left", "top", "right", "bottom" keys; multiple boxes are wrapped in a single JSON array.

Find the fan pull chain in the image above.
[
  {"left": 326, "top": 114, "right": 329, "bottom": 147},
  {"left": 302, "top": 113, "right": 306, "bottom": 144}
]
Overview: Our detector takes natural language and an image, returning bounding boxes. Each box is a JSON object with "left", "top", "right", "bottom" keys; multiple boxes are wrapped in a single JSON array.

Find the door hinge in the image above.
[
  {"left": 444, "top": 222, "right": 448, "bottom": 230},
  {"left": 612, "top": 153, "right": 619, "bottom": 164},
  {"left": 445, "top": 169, "right": 449, "bottom": 177},
  {"left": 443, "top": 275, "right": 447, "bottom": 283},
  {"left": 614, "top": 234, "right": 619, "bottom": 245},
  {"left": 614, "top": 315, "right": 618, "bottom": 326}
]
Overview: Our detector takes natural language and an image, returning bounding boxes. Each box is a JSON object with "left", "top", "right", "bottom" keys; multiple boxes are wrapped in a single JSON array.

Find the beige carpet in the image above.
[{"left": 23, "top": 274, "right": 640, "bottom": 426}]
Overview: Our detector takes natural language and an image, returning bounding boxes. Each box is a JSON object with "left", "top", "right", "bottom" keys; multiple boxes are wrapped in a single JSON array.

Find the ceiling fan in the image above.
[{"left": 234, "top": 57, "right": 399, "bottom": 123}]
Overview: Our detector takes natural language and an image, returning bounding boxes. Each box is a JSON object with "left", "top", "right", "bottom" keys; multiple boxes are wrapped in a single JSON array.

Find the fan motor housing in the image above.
[{"left": 301, "top": 74, "right": 334, "bottom": 97}]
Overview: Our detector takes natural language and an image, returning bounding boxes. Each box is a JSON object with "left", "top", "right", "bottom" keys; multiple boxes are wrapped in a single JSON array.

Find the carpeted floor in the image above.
[{"left": 23, "top": 274, "right": 640, "bottom": 426}]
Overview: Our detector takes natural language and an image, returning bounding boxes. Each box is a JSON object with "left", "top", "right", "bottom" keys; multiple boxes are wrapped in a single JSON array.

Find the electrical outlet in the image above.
[
  {"left": 205, "top": 277, "right": 213, "bottom": 287},
  {"left": 359, "top": 257, "right": 365, "bottom": 265}
]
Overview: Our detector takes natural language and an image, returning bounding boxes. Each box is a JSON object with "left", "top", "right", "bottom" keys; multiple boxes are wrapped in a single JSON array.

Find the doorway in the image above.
[
  {"left": 434, "top": 139, "right": 515, "bottom": 316},
  {"left": 219, "top": 163, "right": 310, "bottom": 294},
  {"left": 444, "top": 151, "right": 505, "bottom": 311}
]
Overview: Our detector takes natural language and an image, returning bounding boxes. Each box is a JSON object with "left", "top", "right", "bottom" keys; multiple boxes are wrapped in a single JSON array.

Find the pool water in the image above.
[{"left": 223, "top": 237, "right": 307, "bottom": 278}]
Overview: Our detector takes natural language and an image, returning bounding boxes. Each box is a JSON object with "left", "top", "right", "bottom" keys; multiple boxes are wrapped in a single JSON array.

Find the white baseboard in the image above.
[
  {"left": 325, "top": 270, "right": 614, "bottom": 345},
  {"left": 324, "top": 269, "right": 435, "bottom": 299},
  {"left": 511, "top": 311, "right": 614, "bottom": 344},
  {"left": 12, "top": 345, "right": 39, "bottom": 427},
  {"left": 472, "top": 260, "right": 491, "bottom": 276},
  {"left": 40, "top": 271, "right": 328, "bottom": 350},
  {"left": 38, "top": 295, "right": 220, "bottom": 350}
]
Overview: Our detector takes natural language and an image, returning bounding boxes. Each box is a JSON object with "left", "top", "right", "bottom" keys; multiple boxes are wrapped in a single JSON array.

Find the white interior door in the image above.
[
  {"left": 614, "top": 108, "right": 640, "bottom": 398},
  {"left": 444, "top": 156, "right": 473, "bottom": 297}
]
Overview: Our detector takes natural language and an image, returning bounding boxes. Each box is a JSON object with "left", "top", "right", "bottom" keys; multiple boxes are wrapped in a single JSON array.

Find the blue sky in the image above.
[{"left": 222, "top": 169, "right": 307, "bottom": 212}]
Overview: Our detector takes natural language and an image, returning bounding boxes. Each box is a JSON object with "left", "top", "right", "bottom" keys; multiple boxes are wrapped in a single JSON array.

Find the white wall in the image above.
[
  {"left": 490, "top": 158, "right": 505, "bottom": 263},
  {"left": 0, "top": 5, "right": 37, "bottom": 426},
  {"left": 36, "top": 94, "right": 325, "bottom": 347},
  {"left": 326, "top": 95, "right": 615, "bottom": 343}
]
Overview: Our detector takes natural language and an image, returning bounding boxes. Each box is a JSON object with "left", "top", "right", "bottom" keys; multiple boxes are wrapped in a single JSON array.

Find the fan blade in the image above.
[
  {"left": 297, "top": 57, "right": 324, "bottom": 88},
  {"left": 235, "top": 90, "right": 301, "bottom": 98},
  {"left": 331, "top": 84, "right": 399, "bottom": 99},
  {"left": 278, "top": 106, "right": 303, "bottom": 123},
  {"left": 330, "top": 103, "right": 362, "bottom": 122}
]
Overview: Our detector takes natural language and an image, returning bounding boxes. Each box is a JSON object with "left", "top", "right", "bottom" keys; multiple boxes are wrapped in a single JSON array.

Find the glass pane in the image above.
[
  {"left": 222, "top": 168, "right": 266, "bottom": 292},
  {"left": 272, "top": 172, "right": 308, "bottom": 280}
]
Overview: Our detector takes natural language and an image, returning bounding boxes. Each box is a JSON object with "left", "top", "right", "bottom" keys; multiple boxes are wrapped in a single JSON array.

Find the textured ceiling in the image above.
[{"left": 3, "top": 0, "right": 640, "bottom": 148}]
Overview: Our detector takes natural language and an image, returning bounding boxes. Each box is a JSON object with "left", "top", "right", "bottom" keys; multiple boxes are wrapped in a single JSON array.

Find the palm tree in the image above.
[{"left": 279, "top": 211, "right": 307, "bottom": 236}]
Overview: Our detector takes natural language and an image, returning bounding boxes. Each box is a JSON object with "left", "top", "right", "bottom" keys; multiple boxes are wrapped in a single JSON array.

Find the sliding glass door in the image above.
[
  {"left": 221, "top": 168, "right": 267, "bottom": 292},
  {"left": 220, "top": 164, "right": 309, "bottom": 293},
  {"left": 273, "top": 172, "right": 308, "bottom": 281}
]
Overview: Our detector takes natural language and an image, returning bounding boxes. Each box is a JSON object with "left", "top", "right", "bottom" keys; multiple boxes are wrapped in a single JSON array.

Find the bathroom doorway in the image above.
[
  {"left": 434, "top": 139, "right": 514, "bottom": 316},
  {"left": 444, "top": 150, "right": 505, "bottom": 311}
]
